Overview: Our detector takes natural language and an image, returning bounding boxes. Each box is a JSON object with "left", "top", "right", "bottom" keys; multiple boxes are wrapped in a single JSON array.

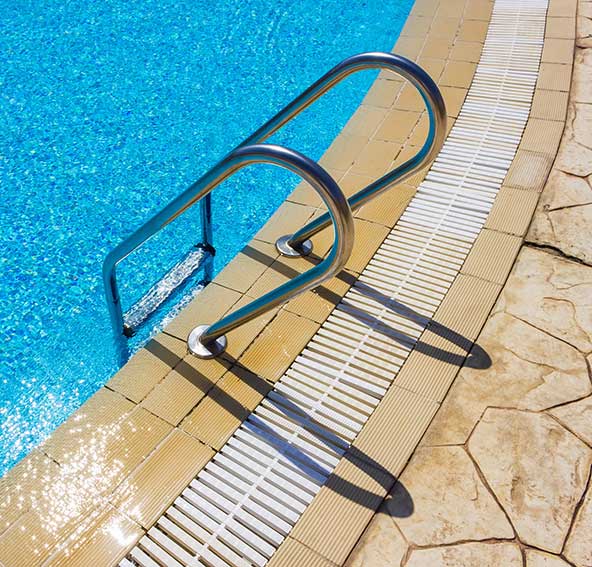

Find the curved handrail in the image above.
[
  {"left": 103, "top": 144, "right": 354, "bottom": 356},
  {"left": 231, "top": 51, "right": 447, "bottom": 255}
]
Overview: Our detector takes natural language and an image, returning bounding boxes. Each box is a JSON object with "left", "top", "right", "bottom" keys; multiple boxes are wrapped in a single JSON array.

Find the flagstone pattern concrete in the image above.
[{"left": 347, "top": 1, "right": 592, "bottom": 566}]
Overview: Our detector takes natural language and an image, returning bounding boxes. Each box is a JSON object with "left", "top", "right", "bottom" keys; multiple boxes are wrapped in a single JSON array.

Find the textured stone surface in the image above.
[
  {"left": 550, "top": 392, "right": 592, "bottom": 446},
  {"left": 405, "top": 542, "right": 522, "bottom": 567},
  {"left": 497, "top": 247, "right": 592, "bottom": 352},
  {"left": 345, "top": 507, "right": 408, "bottom": 567},
  {"left": 573, "top": 48, "right": 592, "bottom": 103},
  {"left": 468, "top": 408, "right": 592, "bottom": 553},
  {"left": 423, "top": 312, "right": 591, "bottom": 446},
  {"left": 525, "top": 549, "right": 572, "bottom": 567},
  {"left": 387, "top": 446, "right": 513, "bottom": 546},
  {"left": 564, "top": 482, "right": 592, "bottom": 567}
]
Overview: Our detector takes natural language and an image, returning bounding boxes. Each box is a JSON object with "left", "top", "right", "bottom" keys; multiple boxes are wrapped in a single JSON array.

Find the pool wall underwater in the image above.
[{"left": 0, "top": 0, "right": 414, "bottom": 476}]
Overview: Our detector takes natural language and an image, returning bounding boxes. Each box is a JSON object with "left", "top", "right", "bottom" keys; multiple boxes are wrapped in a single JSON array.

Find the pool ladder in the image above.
[{"left": 103, "top": 52, "right": 447, "bottom": 358}]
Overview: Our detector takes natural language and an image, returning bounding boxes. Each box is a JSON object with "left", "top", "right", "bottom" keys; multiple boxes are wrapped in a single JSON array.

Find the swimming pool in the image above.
[{"left": 0, "top": 0, "right": 414, "bottom": 476}]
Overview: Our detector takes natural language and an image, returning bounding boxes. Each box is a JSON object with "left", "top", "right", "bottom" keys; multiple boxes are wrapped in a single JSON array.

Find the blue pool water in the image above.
[{"left": 0, "top": 0, "right": 413, "bottom": 476}]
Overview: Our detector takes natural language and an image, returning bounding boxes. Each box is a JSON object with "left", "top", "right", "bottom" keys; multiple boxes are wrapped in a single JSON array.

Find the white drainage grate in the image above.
[{"left": 123, "top": 0, "right": 549, "bottom": 564}]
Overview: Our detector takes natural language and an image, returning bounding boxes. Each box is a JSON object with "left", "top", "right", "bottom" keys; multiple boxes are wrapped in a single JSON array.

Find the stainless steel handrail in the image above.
[
  {"left": 227, "top": 51, "right": 446, "bottom": 256},
  {"left": 103, "top": 144, "right": 354, "bottom": 357}
]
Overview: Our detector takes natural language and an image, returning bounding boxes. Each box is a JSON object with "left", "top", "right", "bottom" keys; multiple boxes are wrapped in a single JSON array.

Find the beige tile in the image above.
[
  {"left": 107, "top": 332, "right": 187, "bottom": 402},
  {"left": 342, "top": 105, "right": 388, "bottom": 138},
  {"left": 463, "top": 0, "right": 493, "bottom": 21},
  {"left": 520, "top": 118, "right": 565, "bottom": 156},
  {"left": 339, "top": 171, "right": 376, "bottom": 199},
  {"left": 112, "top": 430, "right": 213, "bottom": 528},
  {"left": 416, "top": 56, "right": 446, "bottom": 82},
  {"left": 449, "top": 40, "right": 484, "bottom": 63},
  {"left": 530, "top": 89, "right": 570, "bottom": 121},
  {"left": 268, "top": 537, "right": 335, "bottom": 567},
  {"left": 395, "top": 83, "right": 428, "bottom": 112},
  {"left": 375, "top": 109, "right": 422, "bottom": 143},
  {"left": 484, "top": 186, "right": 541, "bottom": 236},
  {"left": 420, "top": 37, "right": 453, "bottom": 59},
  {"left": 434, "top": 0, "right": 465, "bottom": 18},
  {"left": 410, "top": 0, "right": 442, "bottom": 18},
  {"left": 504, "top": 150, "right": 554, "bottom": 192},
  {"left": 548, "top": 0, "right": 577, "bottom": 17},
  {"left": 140, "top": 354, "right": 229, "bottom": 425},
  {"left": 351, "top": 139, "right": 403, "bottom": 176},
  {"left": 239, "top": 310, "right": 320, "bottom": 382},
  {"left": 390, "top": 144, "right": 430, "bottom": 187},
  {"left": 285, "top": 269, "right": 356, "bottom": 324},
  {"left": 407, "top": 113, "right": 430, "bottom": 146},
  {"left": 181, "top": 365, "right": 272, "bottom": 448},
  {"left": 536, "top": 62, "right": 572, "bottom": 92},
  {"left": 213, "top": 238, "right": 278, "bottom": 294},
  {"left": 255, "top": 201, "right": 316, "bottom": 244},
  {"left": 362, "top": 79, "right": 405, "bottom": 108},
  {"left": 542, "top": 38, "right": 575, "bottom": 64},
  {"left": 163, "top": 282, "right": 242, "bottom": 341},
  {"left": 401, "top": 15, "right": 433, "bottom": 37},
  {"left": 439, "top": 85, "right": 468, "bottom": 117},
  {"left": 545, "top": 16, "right": 576, "bottom": 39},
  {"left": 47, "top": 506, "right": 142, "bottom": 567},
  {"left": 392, "top": 36, "right": 425, "bottom": 60},
  {"left": 346, "top": 219, "right": 390, "bottom": 274},
  {"left": 461, "top": 229, "right": 523, "bottom": 284},
  {"left": 355, "top": 184, "right": 416, "bottom": 227},
  {"left": 288, "top": 167, "right": 344, "bottom": 208},
  {"left": 440, "top": 60, "right": 477, "bottom": 88},
  {"left": 319, "top": 134, "right": 368, "bottom": 171},
  {"left": 429, "top": 17, "right": 461, "bottom": 41},
  {"left": 290, "top": 454, "right": 394, "bottom": 565},
  {"left": 458, "top": 19, "right": 489, "bottom": 42}
]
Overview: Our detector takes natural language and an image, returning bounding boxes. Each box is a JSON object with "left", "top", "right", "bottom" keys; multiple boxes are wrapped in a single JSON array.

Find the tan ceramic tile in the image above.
[
  {"left": 416, "top": 56, "right": 446, "bottom": 82},
  {"left": 435, "top": 0, "right": 466, "bottom": 19},
  {"left": 362, "top": 79, "right": 405, "bottom": 108},
  {"left": 338, "top": 171, "right": 376, "bottom": 199},
  {"left": 429, "top": 17, "right": 461, "bottom": 41},
  {"left": 461, "top": 229, "right": 522, "bottom": 285},
  {"left": 463, "top": 0, "right": 493, "bottom": 21},
  {"left": 391, "top": 36, "right": 425, "bottom": 60},
  {"left": 400, "top": 15, "right": 433, "bottom": 37},
  {"left": 285, "top": 269, "right": 356, "bottom": 324},
  {"left": 288, "top": 167, "right": 345, "bottom": 208},
  {"left": 542, "top": 38, "right": 575, "bottom": 64},
  {"left": 163, "top": 282, "right": 242, "bottom": 341},
  {"left": 439, "top": 86, "right": 468, "bottom": 118},
  {"left": 342, "top": 105, "right": 388, "bottom": 138},
  {"left": 246, "top": 253, "right": 313, "bottom": 300},
  {"left": 290, "top": 454, "right": 394, "bottom": 565},
  {"left": 140, "top": 354, "right": 229, "bottom": 425},
  {"left": 355, "top": 184, "right": 416, "bottom": 227},
  {"left": 548, "top": 0, "right": 577, "bottom": 17},
  {"left": 530, "top": 89, "right": 570, "bottom": 121},
  {"left": 239, "top": 310, "right": 320, "bottom": 382},
  {"left": 439, "top": 60, "right": 477, "bottom": 88},
  {"left": 113, "top": 430, "right": 213, "bottom": 528},
  {"left": 351, "top": 139, "right": 402, "bottom": 177},
  {"left": 47, "top": 506, "right": 142, "bottom": 567},
  {"left": 213, "top": 238, "right": 278, "bottom": 294},
  {"left": 520, "top": 119, "right": 565, "bottom": 155},
  {"left": 375, "top": 109, "right": 422, "bottom": 143},
  {"left": 0, "top": 450, "right": 61, "bottom": 533},
  {"left": 268, "top": 537, "right": 335, "bottom": 567},
  {"left": 410, "top": 0, "right": 442, "bottom": 18},
  {"left": 355, "top": 383, "right": 435, "bottom": 467},
  {"left": 222, "top": 294, "right": 281, "bottom": 361},
  {"left": 407, "top": 113, "right": 430, "bottom": 146},
  {"left": 255, "top": 201, "right": 316, "bottom": 244},
  {"left": 458, "top": 19, "right": 489, "bottom": 42},
  {"left": 504, "top": 150, "right": 554, "bottom": 192},
  {"left": 449, "top": 40, "right": 484, "bottom": 63},
  {"left": 181, "top": 365, "right": 272, "bottom": 448},
  {"left": 420, "top": 37, "right": 453, "bottom": 59},
  {"left": 319, "top": 134, "right": 369, "bottom": 171},
  {"left": 107, "top": 332, "right": 187, "bottom": 402},
  {"left": 484, "top": 186, "right": 541, "bottom": 236},
  {"left": 536, "top": 62, "right": 572, "bottom": 92},
  {"left": 545, "top": 16, "right": 576, "bottom": 39},
  {"left": 346, "top": 219, "right": 390, "bottom": 274},
  {"left": 395, "top": 83, "right": 429, "bottom": 112},
  {"left": 390, "top": 144, "right": 430, "bottom": 187}
]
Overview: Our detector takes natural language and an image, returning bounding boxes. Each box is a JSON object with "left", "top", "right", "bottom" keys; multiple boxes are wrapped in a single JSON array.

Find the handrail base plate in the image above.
[
  {"left": 188, "top": 324, "right": 227, "bottom": 359},
  {"left": 276, "top": 234, "right": 313, "bottom": 257}
]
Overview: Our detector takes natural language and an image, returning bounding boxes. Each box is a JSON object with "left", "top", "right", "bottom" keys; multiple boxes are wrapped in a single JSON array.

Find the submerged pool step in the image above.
[{"left": 122, "top": 0, "right": 549, "bottom": 563}]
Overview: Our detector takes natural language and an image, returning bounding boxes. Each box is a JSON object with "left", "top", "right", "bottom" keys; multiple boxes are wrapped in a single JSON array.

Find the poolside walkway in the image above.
[{"left": 346, "top": 2, "right": 592, "bottom": 565}]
